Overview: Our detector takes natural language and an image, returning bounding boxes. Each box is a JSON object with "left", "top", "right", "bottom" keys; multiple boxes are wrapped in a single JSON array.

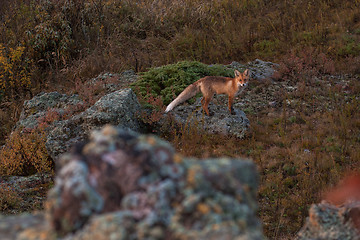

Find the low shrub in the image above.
[
  {"left": 273, "top": 48, "right": 336, "bottom": 82},
  {"left": 0, "top": 127, "right": 53, "bottom": 176},
  {"left": 131, "top": 61, "right": 235, "bottom": 107}
]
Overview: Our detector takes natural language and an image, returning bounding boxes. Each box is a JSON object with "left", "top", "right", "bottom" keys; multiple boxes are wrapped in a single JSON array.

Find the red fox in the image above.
[{"left": 165, "top": 69, "right": 250, "bottom": 115}]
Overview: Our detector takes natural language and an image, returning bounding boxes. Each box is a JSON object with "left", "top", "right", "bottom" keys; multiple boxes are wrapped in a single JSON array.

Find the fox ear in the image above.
[
  {"left": 234, "top": 70, "right": 241, "bottom": 77},
  {"left": 244, "top": 69, "right": 250, "bottom": 76}
]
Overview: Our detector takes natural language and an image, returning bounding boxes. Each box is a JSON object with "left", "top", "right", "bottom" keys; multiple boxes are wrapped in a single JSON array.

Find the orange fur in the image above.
[{"left": 324, "top": 173, "right": 360, "bottom": 206}]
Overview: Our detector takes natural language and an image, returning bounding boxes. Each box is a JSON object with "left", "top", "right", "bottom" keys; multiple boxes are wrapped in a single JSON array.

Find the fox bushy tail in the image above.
[{"left": 165, "top": 83, "right": 200, "bottom": 113}]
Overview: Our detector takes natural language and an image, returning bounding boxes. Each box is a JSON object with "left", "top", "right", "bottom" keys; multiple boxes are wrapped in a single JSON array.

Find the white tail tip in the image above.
[
  {"left": 165, "top": 102, "right": 175, "bottom": 113},
  {"left": 165, "top": 105, "right": 172, "bottom": 113}
]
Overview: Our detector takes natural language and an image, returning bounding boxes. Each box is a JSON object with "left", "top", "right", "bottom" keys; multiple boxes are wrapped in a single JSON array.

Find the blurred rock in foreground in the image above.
[
  {"left": 0, "top": 125, "right": 263, "bottom": 240},
  {"left": 297, "top": 201, "right": 360, "bottom": 240},
  {"left": 297, "top": 174, "right": 360, "bottom": 240}
]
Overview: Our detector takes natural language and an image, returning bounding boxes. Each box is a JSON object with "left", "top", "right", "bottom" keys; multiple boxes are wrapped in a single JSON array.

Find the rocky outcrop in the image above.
[
  {"left": 15, "top": 60, "right": 279, "bottom": 158},
  {"left": 16, "top": 88, "right": 143, "bottom": 161},
  {"left": 14, "top": 69, "right": 142, "bottom": 161},
  {"left": 0, "top": 125, "right": 264, "bottom": 240},
  {"left": 297, "top": 201, "right": 360, "bottom": 240},
  {"left": 45, "top": 89, "right": 143, "bottom": 160},
  {"left": 164, "top": 96, "right": 250, "bottom": 139}
]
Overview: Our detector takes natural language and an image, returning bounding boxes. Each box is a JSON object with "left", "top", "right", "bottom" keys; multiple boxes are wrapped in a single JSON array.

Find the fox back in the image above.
[{"left": 200, "top": 69, "right": 249, "bottom": 95}]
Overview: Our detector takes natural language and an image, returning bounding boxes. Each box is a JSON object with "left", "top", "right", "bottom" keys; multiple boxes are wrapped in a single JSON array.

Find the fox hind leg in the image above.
[
  {"left": 200, "top": 86, "right": 214, "bottom": 116},
  {"left": 202, "top": 96, "right": 213, "bottom": 116}
]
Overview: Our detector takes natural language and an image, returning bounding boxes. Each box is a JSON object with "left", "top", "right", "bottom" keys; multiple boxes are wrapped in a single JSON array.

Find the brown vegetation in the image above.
[
  {"left": 0, "top": 0, "right": 360, "bottom": 239},
  {"left": 0, "top": 0, "right": 359, "bottom": 141}
]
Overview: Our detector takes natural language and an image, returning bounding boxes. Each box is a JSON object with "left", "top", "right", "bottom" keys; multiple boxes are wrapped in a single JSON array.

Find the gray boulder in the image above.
[
  {"left": 82, "top": 88, "right": 141, "bottom": 130},
  {"left": 165, "top": 96, "right": 250, "bottom": 139},
  {"left": 45, "top": 89, "right": 143, "bottom": 160},
  {"left": 15, "top": 86, "right": 143, "bottom": 161},
  {"left": 0, "top": 125, "right": 264, "bottom": 240},
  {"left": 14, "top": 70, "right": 142, "bottom": 161}
]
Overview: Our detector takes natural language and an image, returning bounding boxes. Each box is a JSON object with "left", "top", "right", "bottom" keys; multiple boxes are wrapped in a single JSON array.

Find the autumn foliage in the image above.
[
  {"left": 0, "top": 126, "right": 52, "bottom": 176},
  {"left": 0, "top": 44, "right": 32, "bottom": 100}
]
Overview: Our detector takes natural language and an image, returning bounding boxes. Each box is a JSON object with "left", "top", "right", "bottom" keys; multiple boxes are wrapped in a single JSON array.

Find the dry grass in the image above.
[
  {"left": 0, "top": 1, "right": 359, "bottom": 238},
  {"left": 0, "top": 175, "right": 53, "bottom": 215}
]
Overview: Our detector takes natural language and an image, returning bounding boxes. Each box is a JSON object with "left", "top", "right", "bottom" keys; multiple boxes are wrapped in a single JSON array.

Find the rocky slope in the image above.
[
  {"left": 15, "top": 59, "right": 275, "bottom": 160},
  {"left": 2, "top": 59, "right": 358, "bottom": 239}
]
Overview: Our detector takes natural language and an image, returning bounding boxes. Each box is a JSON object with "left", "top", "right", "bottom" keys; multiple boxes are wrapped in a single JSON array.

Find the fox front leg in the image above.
[{"left": 228, "top": 95, "right": 235, "bottom": 115}]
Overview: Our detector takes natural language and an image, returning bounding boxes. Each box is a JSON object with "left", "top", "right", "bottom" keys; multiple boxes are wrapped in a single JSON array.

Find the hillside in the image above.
[
  {"left": 0, "top": 0, "right": 359, "bottom": 141},
  {"left": 0, "top": 0, "right": 360, "bottom": 239}
]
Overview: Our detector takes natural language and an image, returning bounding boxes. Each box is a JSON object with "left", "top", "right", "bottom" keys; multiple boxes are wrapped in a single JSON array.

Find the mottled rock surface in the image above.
[
  {"left": 16, "top": 87, "right": 142, "bottom": 160},
  {"left": 13, "top": 70, "right": 141, "bottom": 161},
  {"left": 0, "top": 213, "right": 49, "bottom": 240},
  {"left": 297, "top": 201, "right": 360, "bottom": 240},
  {"left": 0, "top": 125, "right": 263, "bottom": 240},
  {"left": 45, "top": 88, "right": 143, "bottom": 160},
  {"left": 17, "top": 92, "right": 83, "bottom": 130},
  {"left": 165, "top": 96, "right": 250, "bottom": 139},
  {"left": 298, "top": 174, "right": 360, "bottom": 240}
]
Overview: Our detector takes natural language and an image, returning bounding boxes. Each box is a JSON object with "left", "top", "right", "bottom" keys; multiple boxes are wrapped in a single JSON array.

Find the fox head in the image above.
[{"left": 234, "top": 69, "right": 250, "bottom": 87}]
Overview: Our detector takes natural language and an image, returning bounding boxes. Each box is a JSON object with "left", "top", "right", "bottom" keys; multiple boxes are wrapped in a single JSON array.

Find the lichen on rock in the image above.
[
  {"left": 164, "top": 98, "right": 250, "bottom": 139},
  {"left": 0, "top": 125, "right": 263, "bottom": 239},
  {"left": 43, "top": 88, "right": 143, "bottom": 160}
]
